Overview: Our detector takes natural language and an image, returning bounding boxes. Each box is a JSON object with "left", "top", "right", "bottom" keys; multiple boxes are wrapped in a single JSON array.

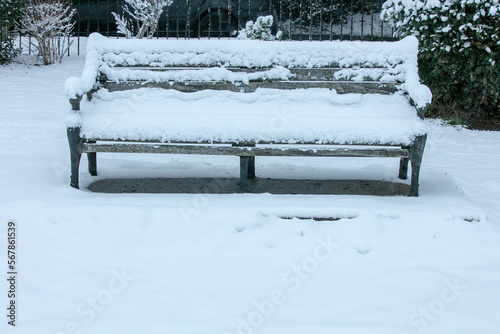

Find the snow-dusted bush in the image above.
[
  {"left": 0, "top": 0, "right": 24, "bottom": 62},
  {"left": 237, "top": 15, "right": 282, "bottom": 41},
  {"left": 112, "top": 0, "right": 172, "bottom": 39},
  {"left": 382, "top": 0, "right": 500, "bottom": 118},
  {"left": 0, "top": 40, "right": 21, "bottom": 62},
  {"left": 1, "top": 0, "right": 24, "bottom": 25},
  {"left": 21, "top": 0, "right": 75, "bottom": 65}
]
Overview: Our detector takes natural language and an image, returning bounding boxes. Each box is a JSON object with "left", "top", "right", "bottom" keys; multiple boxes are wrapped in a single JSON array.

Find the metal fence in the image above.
[
  {"left": 8, "top": 0, "right": 396, "bottom": 57},
  {"left": 71, "top": 0, "right": 394, "bottom": 40},
  {"left": 273, "top": 0, "right": 394, "bottom": 41}
]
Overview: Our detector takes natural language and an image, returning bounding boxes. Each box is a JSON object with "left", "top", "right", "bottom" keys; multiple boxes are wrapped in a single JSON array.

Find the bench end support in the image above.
[
  {"left": 399, "top": 157, "right": 409, "bottom": 180},
  {"left": 409, "top": 134, "right": 427, "bottom": 197},
  {"left": 67, "top": 127, "right": 83, "bottom": 189},
  {"left": 239, "top": 156, "right": 255, "bottom": 193}
]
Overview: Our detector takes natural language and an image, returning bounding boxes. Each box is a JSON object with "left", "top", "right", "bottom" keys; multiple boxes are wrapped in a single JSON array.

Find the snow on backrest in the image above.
[
  {"left": 87, "top": 33, "right": 416, "bottom": 69},
  {"left": 66, "top": 33, "right": 431, "bottom": 108}
]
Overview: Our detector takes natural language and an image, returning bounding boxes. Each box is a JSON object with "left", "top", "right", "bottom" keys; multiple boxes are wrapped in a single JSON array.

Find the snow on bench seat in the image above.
[{"left": 78, "top": 88, "right": 426, "bottom": 146}]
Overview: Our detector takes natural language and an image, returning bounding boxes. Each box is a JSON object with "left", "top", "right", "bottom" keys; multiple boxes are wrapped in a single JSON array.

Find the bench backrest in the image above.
[{"left": 66, "top": 33, "right": 431, "bottom": 116}]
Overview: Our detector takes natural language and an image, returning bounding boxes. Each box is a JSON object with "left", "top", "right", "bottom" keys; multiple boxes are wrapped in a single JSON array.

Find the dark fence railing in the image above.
[
  {"left": 9, "top": 0, "right": 396, "bottom": 57},
  {"left": 71, "top": 0, "right": 394, "bottom": 40},
  {"left": 72, "top": 0, "right": 272, "bottom": 38}
]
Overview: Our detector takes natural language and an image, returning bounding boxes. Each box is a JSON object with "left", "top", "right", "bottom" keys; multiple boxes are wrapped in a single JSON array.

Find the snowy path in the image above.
[{"left": 1, "top": 54, "right": 500, "bottom": 334}]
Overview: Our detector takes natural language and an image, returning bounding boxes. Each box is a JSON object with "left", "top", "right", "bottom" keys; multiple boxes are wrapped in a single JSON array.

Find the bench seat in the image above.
[{"left": 76, "top": 88, "right": 426, "bottom": 146}]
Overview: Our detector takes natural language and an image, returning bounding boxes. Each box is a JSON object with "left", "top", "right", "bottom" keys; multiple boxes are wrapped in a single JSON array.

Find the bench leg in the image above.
[
  {"left": 67, "top": 127, "right": 83, "bottom": 189},
  {"left": 399, "top": 157, "right": 409, "bottom": 180},
  {"left": 409, "top": 134, "right": 427, "bottom": 197},
  {"left": 88, "top": 152, "right": 97, "bottom": 176},
  {"left": 239, "top": 156, "right": 254, "bottom": 193},
  {"left": 248, "top": 156, "right": 255, "bottom": 179}
]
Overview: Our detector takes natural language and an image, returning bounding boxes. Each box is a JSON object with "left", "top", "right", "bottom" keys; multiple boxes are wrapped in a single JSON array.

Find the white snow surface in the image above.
[
  {"left": 86, "top": 32, "right": 418, "bottom": 68},
  {"left": 77, "top": 88, "right": 426, "bottom": 145},
  {"left": 2, "top": 45, "right": 500, "bottom": 334}
]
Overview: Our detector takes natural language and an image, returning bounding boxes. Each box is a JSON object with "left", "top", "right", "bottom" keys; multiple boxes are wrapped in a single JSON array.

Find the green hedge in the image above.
[
  {"left": 382, "top": 0, "right": 500, "bottom": 123},
  {"left": 0, "top": 0, "right": 25, "bottom": 62}
]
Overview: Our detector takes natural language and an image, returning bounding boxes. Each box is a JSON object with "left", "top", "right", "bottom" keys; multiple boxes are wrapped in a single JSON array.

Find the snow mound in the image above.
[
  {"left": 101, "top": 65, "right": 292, "bottom": 85},
  {"left": 405, "top": 70, "right": 433, "bottom": 109}
]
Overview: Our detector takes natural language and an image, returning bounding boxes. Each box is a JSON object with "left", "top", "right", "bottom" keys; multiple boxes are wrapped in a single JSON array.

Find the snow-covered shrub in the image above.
[
  {"left": 237, "top": 15, "right": 282, "bottom": 41},
  {"left": 0, "top": 40, "right": 21, "bottom": 62},
  {"left": 382, "top": 0, "right": 500, "bottom": 119},
  {"left": 21, "top": 0, "right": 75, "bottom": 65},
  {"left": 112, "top": 0, "right": 172, "bottom": 39},
  {"left": 0, "top": 0, "right": 24, "bottom": 62},
  {"left": 1, "top": 0, "right": 24, "bottom": 25}
]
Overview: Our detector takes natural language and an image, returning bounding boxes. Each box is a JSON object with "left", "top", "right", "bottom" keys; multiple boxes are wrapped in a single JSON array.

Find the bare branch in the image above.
[
  {"left": 21, "top": 0, "right": 76, "bottom": 65},
  {"left": 112, "top": 0, "right": 172, "bottom": 39}
]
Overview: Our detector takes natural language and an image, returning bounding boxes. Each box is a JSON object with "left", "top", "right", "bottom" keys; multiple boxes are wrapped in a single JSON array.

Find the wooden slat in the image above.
[
  {"left": 83, "top": 143, "right": 409, "bottom": 158},
  {"left": 102, "top": 80, "right": 398, "bottom": 94},
  {"left": 110, "top": 63, "right": 400, "bottom": 69},
  {"left": 287, "top": 68, "right": 391, "bottom": 82},
  {"left": 102, "top": 67, "right": 400, "bottom": 83},
  {"left": 85, "top": 138, "right": 406, "bottom": 147}
]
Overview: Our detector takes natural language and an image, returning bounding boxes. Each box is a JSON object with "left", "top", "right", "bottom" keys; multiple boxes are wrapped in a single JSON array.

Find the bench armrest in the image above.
[
  {"left": 405, "top": 70, "right": 432, "bottom": 118},
  {"left": 65, "top": 47, "right": 103, "bottom": 110},
  {"left": 64, "top": 77, "right": 84, "bottom": 100},
  {"left": 64, "top": 77, "right": 85, "bottom": 112}
]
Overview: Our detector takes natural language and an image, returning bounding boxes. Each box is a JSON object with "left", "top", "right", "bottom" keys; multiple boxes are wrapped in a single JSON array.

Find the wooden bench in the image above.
[{"left": 65, "top": 33, "right": 431, "bottom": 196}]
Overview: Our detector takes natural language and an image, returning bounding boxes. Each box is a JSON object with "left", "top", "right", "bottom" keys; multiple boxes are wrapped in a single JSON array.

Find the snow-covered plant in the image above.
[
  {"left": 0, "top": 40, "right": 21, "bottom": 62},
  {"left": 21, "top": 0, "right": 75, "bottom": 65},
  {"left": 0, "top": 0, "right": 25, "bottom": 62},
  {"left": 237, "top": 15, "right": 282, "bottom": 41},
  {"left": 382, "top": 0, "right": 500, "bottom": 119},
  {"left": 1, "top": 0, "right": 24, "bottom": 25},
  {"left": 112, "top": 0, "right": 172, "bottom": 39}
]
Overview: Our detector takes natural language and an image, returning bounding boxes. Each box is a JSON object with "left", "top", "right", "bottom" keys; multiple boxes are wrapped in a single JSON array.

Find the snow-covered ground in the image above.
[{"left": 1, "top": 45, "right": 500, "bottom": 334}]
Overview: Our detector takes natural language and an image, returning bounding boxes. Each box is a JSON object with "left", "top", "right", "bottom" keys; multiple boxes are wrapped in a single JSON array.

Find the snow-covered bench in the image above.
[{"left": 65, "top": 33, "right": 431, "bottom": 196}]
